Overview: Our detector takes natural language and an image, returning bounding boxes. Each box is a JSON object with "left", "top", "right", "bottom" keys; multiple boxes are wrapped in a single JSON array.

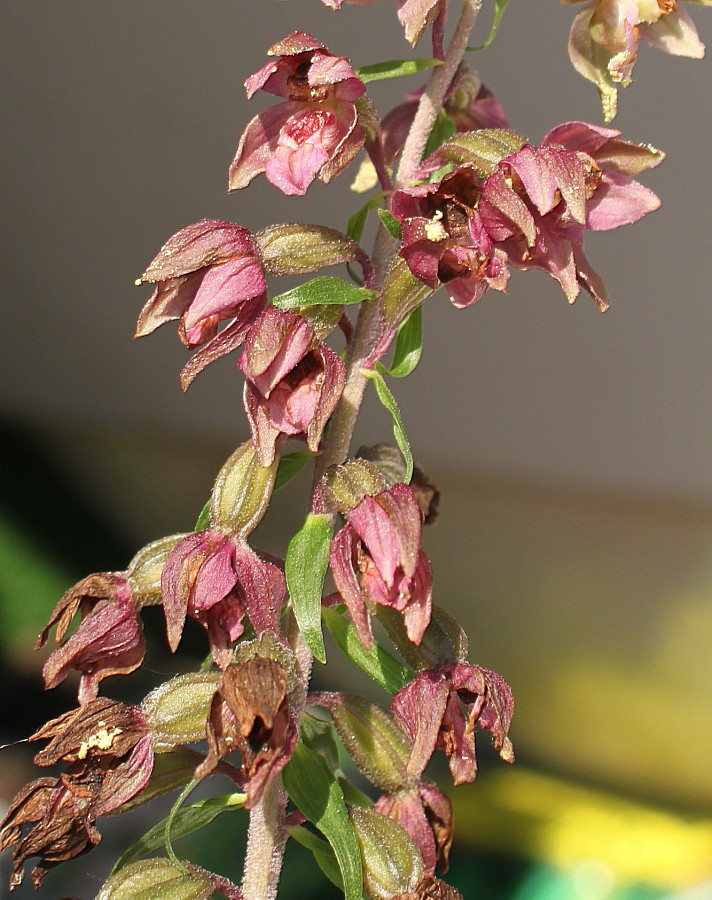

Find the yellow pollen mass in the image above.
[
  {"left": 76, "top": 725, "right": 124, "bottom": 759},
  {"left": 425, "top": 210, "right": 448, "bottom": 242}
]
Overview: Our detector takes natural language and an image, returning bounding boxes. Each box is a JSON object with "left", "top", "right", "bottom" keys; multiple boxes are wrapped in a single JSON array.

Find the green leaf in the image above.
[
  {"left": 468, "top": 0, "right": 511, "bottom": 51},
  {"left": 285, "top": 513, "right": 333, "bottom": 663},
  {"left": 194, "top": 500, "right": 210, "bottom": 532},
  {"left": 272, "top": 276, "right": 376, "bottom": 311},
  {"left": 423, "top": 109, "right": 457, "bottom": 159},
  {"left": 347, "top": 192, "right": 386, "bottom": 244},
  {"left": 275, "top": 450, "right": 313, "bottom": 492},
  {"left": 111, "top": 791, "right": 246, "bottom": 875},
  {"left": 289, "top": 825, "right": 345, "bottom": 891},
  {"left": 322, "top": 606, "right": 413, "bottom": 694},
  {"left": 376, "top": 208, "right": 402, "bottom": 241},
  {"left": 362, "top": 366, "right": 413, "bottom": 482},
  {"left": 355, "top": 58, "right": 442, "bottom": 84},
  {"left": 283, "top": 741, "right": 363, "bottom": 900},
  {"left": 384, "top": 307, "right": 422, "bottom": 379}
]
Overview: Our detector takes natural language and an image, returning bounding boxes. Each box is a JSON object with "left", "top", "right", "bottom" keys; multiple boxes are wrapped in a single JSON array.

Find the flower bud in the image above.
[
  {"left": 320, "top": 459, "right": 391, "bottom": 514},
  {"left": 127, "top": 534, "right": 187, "bottom": 607},
  {"left": 256, "top": 223, "right": 372, "bottom": 280},
  {"left": 97, "top": 858, "right": 241, "bottom": 900},
  {"left": 210, "top": 440, "right": 278, "bottom": 537},
  {"left": 349, "top": 806, "right": 424, "bottom": 900},
  {"left": 311, "top": 693, "right": 412, "bottom": 793},
  {"left": 141, "top": 672, "right": 219, "bottom": 751}
]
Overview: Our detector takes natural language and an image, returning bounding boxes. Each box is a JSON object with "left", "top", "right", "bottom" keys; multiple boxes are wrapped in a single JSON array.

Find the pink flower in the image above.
[
  {"left": 479, "top": 127, "right": 662, "bottom": 308},
  {"left": 564, "top": 0, "right": 709, "bottom": 120},
  {"left": 136, "top": 220, "right": 267, "bottom": 387},
  {"left": 36, "top": 573, "right": 145, "bottom": 705},
  {"left": 392, "top": 663, "right": 515, "bottom": 785},
  {"left": 161, "top": 529, "right": 286, "bottom": 667},
  {"left": 382, "top": 67, "right": 508, "bottom": 166},
  {"left": 229, "top": 32, "right": 367, "bottom": 195},
  {"left": 390, "top": 167, "right": 511, "bottom": 308},
  {"left": 238, "top": 307, "right": 346, "bottom": 466},
  {"left": 330, "top": 483, "right": 432, "bottom": 649}
]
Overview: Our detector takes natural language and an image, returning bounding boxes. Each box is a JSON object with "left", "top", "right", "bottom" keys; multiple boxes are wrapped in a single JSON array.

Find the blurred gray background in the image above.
[{"left": 2, "top": 1, "right": 712, "bottom": 896}]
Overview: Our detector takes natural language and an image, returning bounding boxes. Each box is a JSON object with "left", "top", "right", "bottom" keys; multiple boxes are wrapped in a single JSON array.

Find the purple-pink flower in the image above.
[
  {"left": 392, "top": 663, "right": 514, "bottom": 785},
  {"left": 238, "top": 307, "right": 346, "bottom": 466},
  {"left": 330, "top": 483, "right": 432, "bottom": 649},
  {"left": 394, "top": 121, "right": 662, "bottom": 310},
  {"left": 565, "top": 0, "right": 709, "bottom": 120},
  {"left": 161, "top": 529, "right": 286, "bottom": 668},
  {"left": 391, "top": 167, "right": 511, "bottom": 308},
  {"left": 136, "top": 220, "right": 267, "bottom": 387},
  {"left": 229, "top": 32, "right": 367, "bottom": 195},
  {"left": 36, "top": 573, "right": 145, "bottom": 705}
]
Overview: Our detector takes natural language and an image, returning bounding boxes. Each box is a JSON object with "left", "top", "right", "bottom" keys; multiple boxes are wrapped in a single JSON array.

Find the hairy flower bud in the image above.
[
  {"left": 210, "top": 440, "right": 279, "bottom": 537},
  {"left": 350, "top": 806, "right": 424, "bottom": 899},
  {"left": 96, "top": 858, "right": 242, "bottom": 900},
  {"left": 127, "top": 534, "right": 187, "bottom": 606},
  {"left": 319, "top": 458, "right": 391, "bottom": 514},
  {"left": 310, "top": 693, "right": 413, "bottom": 792},
  {"left": 256, "top": 223, "right": 374, "bottom": 286},
  {"left": 141, "top": 672, "right": 219, "bottom": 751}
]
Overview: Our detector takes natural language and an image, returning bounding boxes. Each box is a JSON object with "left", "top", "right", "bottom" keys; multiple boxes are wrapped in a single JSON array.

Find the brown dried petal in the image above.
[
  {"left": 31, "top": 698, "right": 146, "bottom": 767},
  {"left": 36, "top": 572, "right": 125, "bottom": 648}
]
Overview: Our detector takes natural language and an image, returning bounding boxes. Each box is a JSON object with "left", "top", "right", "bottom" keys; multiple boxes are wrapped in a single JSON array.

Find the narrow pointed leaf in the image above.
[
  {"left": 275, "top": 449, "right": 314, "bottom": 492},
  {"left": 285, "top": 513, "right": 333, "bottom": 663},
  {"left": 468, "top": 0, "right": 511, "bottom": 52},
  {"left": 355, "top": 58, "right": 442, "bottom": 83},
  {"left": 377, "top": 209, "right": 403, "bottom": 240},
  {"left": 283, "top": 741, "right": 363, "bottom": 900},
  {"left": 110, "top": 793, "right": 246, "bottom": 874},
  {"left": 272, "top": 276, "right": 376, "bottom": 311},
  {"left": 384, "top": 307, "right": 422, "bottom": 379},
  {"left": 322, "top": 606, "right": 413, "bottom": 694},
  {"left": 362, "top": 366, "right": 413, "bottom": 482}
]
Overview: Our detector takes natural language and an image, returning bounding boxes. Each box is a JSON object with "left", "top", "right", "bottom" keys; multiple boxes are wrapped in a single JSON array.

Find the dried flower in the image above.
[
  {"left": 195, "top": 634, "right": 299, "bottom": 807},
  {"left": 1, "top": 699, "right": 154, "bottom": 889},
  {"left": 229, "top": 32, "right": 366, "bottom": 195},
  {"left": 392, "top": 663, "right": 514, "bottom": 785},
  {"left": 37, "top": 573, "right": 145, "bottom": 704}
]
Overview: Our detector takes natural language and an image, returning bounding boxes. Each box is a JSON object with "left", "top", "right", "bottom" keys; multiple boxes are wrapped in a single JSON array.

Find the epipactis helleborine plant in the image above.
[{"left": 1, "top": 0, "right": 685, "bottom": 898}]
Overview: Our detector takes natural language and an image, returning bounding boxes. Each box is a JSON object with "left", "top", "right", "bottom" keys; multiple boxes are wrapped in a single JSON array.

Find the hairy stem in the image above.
[
  {"left": 314, "top": 0, "right": 481, "bottom": 485},
  {"left": 396, "top": 0, "right": 482, "bottom": 187},
  {"left": 241, "top": 776, "right": 288, "bottom": 900}
]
